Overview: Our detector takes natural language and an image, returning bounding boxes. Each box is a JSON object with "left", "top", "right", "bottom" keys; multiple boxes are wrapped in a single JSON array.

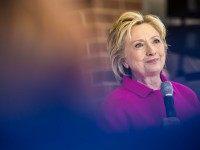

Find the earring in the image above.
[{"left": 123, "top": 62, "right": 129, "bottom": 69}]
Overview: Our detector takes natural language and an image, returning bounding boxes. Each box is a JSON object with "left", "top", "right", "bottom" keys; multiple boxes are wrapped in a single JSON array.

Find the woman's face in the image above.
[{"left": 124, "top": 23, "right": 166, "bottom": 78}]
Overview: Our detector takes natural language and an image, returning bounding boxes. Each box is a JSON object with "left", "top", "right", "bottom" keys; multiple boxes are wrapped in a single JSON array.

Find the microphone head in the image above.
[{"left": 161, "top": 81, "right": 173, "bottom": 96}]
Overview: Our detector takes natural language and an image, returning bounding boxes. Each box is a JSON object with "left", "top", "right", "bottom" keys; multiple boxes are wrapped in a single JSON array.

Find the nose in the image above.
[{"left": 146, "top": 42, "right": 156, "bottom": 56}]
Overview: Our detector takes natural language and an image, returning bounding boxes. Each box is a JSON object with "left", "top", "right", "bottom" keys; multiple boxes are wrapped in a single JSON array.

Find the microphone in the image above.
[{"left": 161, "top": 81, "right": 180, "bottom": 127}]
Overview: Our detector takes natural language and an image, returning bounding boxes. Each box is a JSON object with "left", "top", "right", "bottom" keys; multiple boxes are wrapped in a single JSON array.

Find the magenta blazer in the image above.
[{"left": 99, "top": 74, "right": 200, "bottom": 132}]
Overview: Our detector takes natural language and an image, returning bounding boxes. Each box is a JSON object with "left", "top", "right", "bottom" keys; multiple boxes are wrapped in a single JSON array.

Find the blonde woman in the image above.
[{"left": 100, "top": 11, "right": 200, "bottom": 132}]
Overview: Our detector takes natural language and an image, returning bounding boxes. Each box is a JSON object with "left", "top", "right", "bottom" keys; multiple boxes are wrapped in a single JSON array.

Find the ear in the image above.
[{"left": 122, "top": 60, "right": 129, "bottom": 69}]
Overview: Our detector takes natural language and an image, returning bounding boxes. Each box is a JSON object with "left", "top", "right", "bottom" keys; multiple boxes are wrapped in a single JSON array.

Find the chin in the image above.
[
  {"left": 147, "top": 64, "right": 162, "bottom": 71},
  {"left": 145, "top": 68, "right": 162, "bottom": 76}
]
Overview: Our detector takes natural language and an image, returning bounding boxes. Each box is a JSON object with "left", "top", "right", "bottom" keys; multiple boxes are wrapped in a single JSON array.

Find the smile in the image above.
[{"left": 146, "top": 58, "right": 159, "bottom": 64}]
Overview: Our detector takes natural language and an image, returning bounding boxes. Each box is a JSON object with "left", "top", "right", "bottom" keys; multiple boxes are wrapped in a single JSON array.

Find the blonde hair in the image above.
[{"left": 108, "top": 11, "right": 167, "bottom": 81}]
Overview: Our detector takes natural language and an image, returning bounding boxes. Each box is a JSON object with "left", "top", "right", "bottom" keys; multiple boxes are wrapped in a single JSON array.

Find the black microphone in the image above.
[{"left": 161, "top": 81, "right": 180, "bottom": 127}]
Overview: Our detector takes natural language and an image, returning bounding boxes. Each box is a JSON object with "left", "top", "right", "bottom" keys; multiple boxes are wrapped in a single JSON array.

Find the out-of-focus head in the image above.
[{"left": 108, "top": 11, "right": 167, "bottom": 80}]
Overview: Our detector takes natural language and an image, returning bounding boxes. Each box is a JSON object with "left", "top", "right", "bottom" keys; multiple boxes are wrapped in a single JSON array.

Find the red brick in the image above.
[
  {"left": 83, "top": 57, "right": 111, "bottom": 71},
  {"left": 81, "top": 10, "right": 96, "bottom": 24},
  {"left": 93, "top": 0, "right": 121, "bottom": 9},
  {"left": 124, "top": 1, "right": 142, "bottom": 10},
  {"left": 94, "top": 13, "right": 119, "bottom": 23}
]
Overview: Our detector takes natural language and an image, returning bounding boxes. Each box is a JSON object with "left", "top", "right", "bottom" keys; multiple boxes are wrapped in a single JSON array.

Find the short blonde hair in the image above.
[{"left": 108, "top": 11, "right": 167, "bottom": 81}]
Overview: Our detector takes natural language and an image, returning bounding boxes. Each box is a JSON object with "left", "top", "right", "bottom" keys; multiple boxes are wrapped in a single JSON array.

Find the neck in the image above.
[{"left": 133, "top": 74, "right": 162, "bottom": 90}]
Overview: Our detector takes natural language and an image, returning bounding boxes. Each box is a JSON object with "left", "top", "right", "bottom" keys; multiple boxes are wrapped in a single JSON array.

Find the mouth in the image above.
[{"left": 145, "top": 58, "right": 159, "bottom": 64}]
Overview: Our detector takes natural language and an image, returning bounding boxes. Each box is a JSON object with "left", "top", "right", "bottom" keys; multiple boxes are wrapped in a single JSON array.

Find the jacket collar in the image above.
[{"left": 122, "top": 73, "right": 168, "bottom": 98}]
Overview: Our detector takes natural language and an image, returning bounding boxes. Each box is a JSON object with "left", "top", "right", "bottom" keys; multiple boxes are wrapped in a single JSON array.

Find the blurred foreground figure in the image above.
[
  {"left": 99, "top": 11, "right": 200, "bottom": 132},
  {"left": 0, "top": 0, "right": 94, "bottom": 149},
  {"left": 0, "top": 0, "right": 88, "bottom": 111}
]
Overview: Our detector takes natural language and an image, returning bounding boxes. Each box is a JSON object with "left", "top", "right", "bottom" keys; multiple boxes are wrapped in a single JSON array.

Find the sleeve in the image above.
[
  {"left": 179, "top": 83, "right": 200, "bottom": 115},
  {"left": 187, "top": 89, "right": 200, "bottom": 114}
]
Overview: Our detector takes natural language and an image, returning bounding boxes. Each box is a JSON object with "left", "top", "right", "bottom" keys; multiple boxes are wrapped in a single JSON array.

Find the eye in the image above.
[
  {"left": 153, "top": 39, "right": 161, "bottom": 44},
  {"left": 134, "top": 43, "right": 144, "bottom": 48}
]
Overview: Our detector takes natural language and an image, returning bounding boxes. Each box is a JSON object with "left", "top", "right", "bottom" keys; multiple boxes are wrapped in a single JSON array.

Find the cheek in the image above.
[
  {"left": 157, "top": 45, "right": 166, "bottom": 57},
  {"left": 127, "top": 52, "right": 143, "bottom": 66},
  {"left": 160, "top": 50, "right": 166, "bottom": 66},
  {"left": 130, "top": 50, "right": 144, "bottom": 61},
  {"left": 161, "top": 50, "right": 166, "bottom": 60}
]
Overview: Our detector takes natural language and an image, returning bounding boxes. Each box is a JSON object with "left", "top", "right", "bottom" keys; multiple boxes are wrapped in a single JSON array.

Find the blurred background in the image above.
[{"left": 0, "top": 0, "right": 200, "bottom": 149}]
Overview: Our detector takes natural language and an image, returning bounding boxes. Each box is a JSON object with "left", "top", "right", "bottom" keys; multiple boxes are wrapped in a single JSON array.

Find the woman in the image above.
[{"left": 100, "top": 11, "right": 200, "bottom": 132}]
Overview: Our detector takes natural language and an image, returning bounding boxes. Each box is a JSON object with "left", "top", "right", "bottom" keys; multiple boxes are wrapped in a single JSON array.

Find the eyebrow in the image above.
[{"left": 131, "top": 35, "right": 161, "bottom": 44}]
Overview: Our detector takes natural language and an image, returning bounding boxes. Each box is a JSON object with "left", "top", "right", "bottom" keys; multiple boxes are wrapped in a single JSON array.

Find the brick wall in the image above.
[{"left": 78, "top": 0, "right": 143, "bottom": 103}]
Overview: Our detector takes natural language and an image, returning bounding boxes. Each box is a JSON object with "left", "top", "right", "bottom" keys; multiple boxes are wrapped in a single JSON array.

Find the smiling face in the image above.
[{"left": 124, "top": 23, "right": 166, "bottom": 78}]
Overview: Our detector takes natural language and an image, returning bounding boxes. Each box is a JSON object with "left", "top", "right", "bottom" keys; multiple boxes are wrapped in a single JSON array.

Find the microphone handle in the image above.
[
  {"left": 163, "top": 117, "right": 180, "bottom": 127},
  {"left": 164, "top": 96, "right": 177, "bottom": 117}
]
